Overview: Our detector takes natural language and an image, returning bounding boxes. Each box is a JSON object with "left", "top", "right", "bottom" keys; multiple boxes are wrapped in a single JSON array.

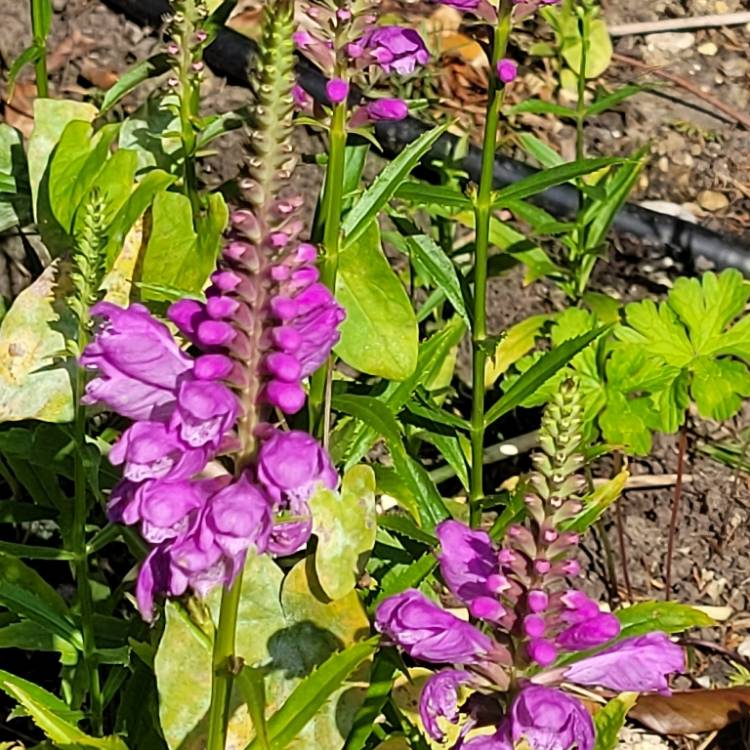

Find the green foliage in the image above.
[
  {"left": 593, "top": 693, "right": 639, "bottom": 750},
  {"left": 310, "top": 465, "right": 377, "bottom": 600},
  {"left": 336, "top": 222, "right": 419, "bottom": 380},
  {"left": 0, "top": 124, "right": 33, "bottom": 232},
  {"left": 616, "top": 601, "right": 716, "bottom": 639},
  {"left": 155, "top": 555, "right": 372, "bottom": 750}
]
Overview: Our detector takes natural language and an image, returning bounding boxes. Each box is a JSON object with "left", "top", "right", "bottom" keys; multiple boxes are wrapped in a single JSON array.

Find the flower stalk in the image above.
[
  {"left": 470, "top": 0, "right": 514, "bottom": 527},
  {"left": 31, "top": 0, "right": 50, "bottom": 98}
]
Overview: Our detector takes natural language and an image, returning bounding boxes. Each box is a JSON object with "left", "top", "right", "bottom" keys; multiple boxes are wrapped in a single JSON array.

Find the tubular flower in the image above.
[
  {"left": 83, "top": 0, "right": 344, "bottom": 621},
  {"left": 359, "top": 26, "right": 430, "bottom": 75},
  {"left": 375, "top": 382, "right": 685, "bottom": 748}
]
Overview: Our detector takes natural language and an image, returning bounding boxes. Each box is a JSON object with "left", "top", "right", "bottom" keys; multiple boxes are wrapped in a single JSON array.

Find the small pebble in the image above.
[
  {"left": 698, "top": 41, "right": 718, "bottom": 56},
  {"left": 52, "top": 0, "right": 67, "bottom": 10},
  {"left": 697, "top": 190, "right": 729, "bottom": 211},
  {"left": 658, "top": 156, "right": 669, "bottom": 173}
]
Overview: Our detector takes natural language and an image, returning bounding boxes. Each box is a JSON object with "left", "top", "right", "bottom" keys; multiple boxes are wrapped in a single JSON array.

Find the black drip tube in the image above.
[{"left": 104, "top": 0, "right": 750, "bottom": 274}]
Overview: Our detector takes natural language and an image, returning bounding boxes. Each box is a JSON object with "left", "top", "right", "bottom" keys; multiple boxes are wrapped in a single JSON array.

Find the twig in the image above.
[
  {"left": 612, "top": 52, "right": 750, "bottom": 131},
  {"left": 665, "top": 427, "right": 688, "bottom": 602},
  {"left": 608, "top": 12, "right": 750, "bottom": 38},
  {"left": 592, "top": 473, "right": 693, "bottom": 490}
]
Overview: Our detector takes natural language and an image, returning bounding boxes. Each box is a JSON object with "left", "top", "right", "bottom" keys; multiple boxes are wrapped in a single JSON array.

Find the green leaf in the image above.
[
  {"left": 6, "top": 44, "right": 43, "bottom": 100},
  {"left": 393, "top": 182, "right": 471, "bottom": 209},
  {"left": 0, "top": 620, "right": 78, "bottom": 665},
  {"left": 342, "top": 122, "right": 450, "bottom": 246},
  {"left": 561, "top": 469, "right": 628, "bottom": 532},
  {"left": 141, "top": 191, "right": 226, "bottom": 300},
  {"left": 27, "top": 98, "right": 97, "bottom": 220},
  {"left": 156, "top": 555, "right": 372, "bottom": 750},
  {"left": 0, "top": 668, "right": 127, "bottom": 748},
  {"left": 333, "top": 394, "right": 450, "bottom": 529},
  {"left": 405, "top": 234, "right": 470, "bottom": 327},
  {"left": 562, "top": 18, "right": 613, "bottom": 78},
  {"left": 336, "top": 222, "right": 418, "bottom": 380},
  {"left": 616, "top": 601, "right": 715, "bottom": 639},
  {"left": 310, "top": 465, "right": 377, "bottom": 600},
  {"left": 493, "top": 158, "right": 620, "bottom": 205},
  {"left": 516, "top": 133, "right": 565, "bottom": 168},
  {"left": 485, "top": 326, "right": 610, "bottom": 427},
  {"left": 100, "top": 53, "right": 171, "bottom": 114},
  {"left": 508, "top": 99, "right": 577, "bottom": 118},
  {"left": 374, "top": 552, "right": 437, "bottom": 607},
  {"left": 587, "top": 84, "right": 646, "bottom": 117},
  {"left": 594, "top": 693, "right": 639, "bottom": 750},
  {"left": 250, "top": 638, "right": 379, "bottom": 750},
  {"left": 0, "top": 668, "right": 84, "bottom": 726},
  {"left": 0, "top": 124, "right": 32, "bottom": 233},
  {"left": 48, "top": 121, "right": 120, "bottom": 233},
  {"left": 332, "top": 317, "right": 466, "bottom": 469},
  {"left": 485, "top": 314, "right": 549, "bottom": 387},
  {"left": 344, "top": 653, "right": 397, "bottom": 750},
  {"left": 377, "top": 515, "right": 437, "bottom": 547},
  {"left": 0, "top": 262, "right": 75, "bottom": 423}
]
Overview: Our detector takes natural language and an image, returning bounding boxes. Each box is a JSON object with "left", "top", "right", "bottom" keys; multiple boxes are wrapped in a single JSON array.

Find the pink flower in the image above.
[
  {"left": 360, "top": 26, "right": 430, "bottom": 75},
  {"left": 497, "top": 58, "right": 518, "bottom": 84},
  {"left": 326, "top": 78, "right": 349, "bottom": 104}
]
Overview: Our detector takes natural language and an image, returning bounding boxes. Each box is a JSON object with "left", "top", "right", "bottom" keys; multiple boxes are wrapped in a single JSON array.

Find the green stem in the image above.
[
  {"left": 206, "top": 573, "right": 244, "bottom": 750},
  {"left": 31, "top": 0, "right": 49, "bottom": 98},
  {"left": 73, "top": 361, "right": 102, "bottom": 732},
  {"left": 572, "top": 2, "right": 591, "bottom": 297},
  {"left": 310, "top": 101, "right": 348, "bottom": 431},
  {"left": 469, "top": 0, "right": 513, "bottom": 527}
]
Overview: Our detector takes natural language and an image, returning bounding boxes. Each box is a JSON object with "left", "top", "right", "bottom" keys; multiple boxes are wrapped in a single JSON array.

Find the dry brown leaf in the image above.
[
  {"left": 78, "top": 60, "right": 120, "bottom": 90},
  {"left": 630, "top": 688, "right": 750, "bottom": 735},
  {"left": 3, "top": 80, "right": 36, "bottom": 138}
]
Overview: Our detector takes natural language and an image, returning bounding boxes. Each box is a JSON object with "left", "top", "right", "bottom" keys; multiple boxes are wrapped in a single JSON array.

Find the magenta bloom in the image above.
[
  {"left": 350, "top": 98, "right": 409, "bottom": 127},
  {"left": 81, "top": 302, "right": 192, "bottom": 420},
  {"left": 497, "top": 58, "right": 518, "bottom": 84},
  {"left": 171, "top": 380, "right": 238, "bottom": 450},
  {"left": 361, "top": 26, "right": 430, "bottom": 75},
  {"left": 564, "top": 632, "right": 685, "bottom": 695},
  {"left": 419, "top": 670, "right": 472, "bottom": 741},
  {"left": 257, "top": 429, "right": 337, "bottom": 555},
  {"left": 326, "top": 78, "right": 349, "bottom": 104},
  {"left": 507, "top": 685, "right": 594, "bottom": 750},
  {"left": 436, "top": 520, "right": 503, "bottom": 606},
  {"left": 434, "top": 0, "right": 481, "bottom": 10},
  {"left": 375, "top": 589, "right": 492, "bottom": 664}
]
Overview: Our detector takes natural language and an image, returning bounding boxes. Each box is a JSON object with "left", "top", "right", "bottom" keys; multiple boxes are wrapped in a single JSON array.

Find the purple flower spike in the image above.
[
  {"left": 326, "top": 78, "right": 349, "bottom": 104},
  {"left": 375, "top": 589, "right": 493, "bottom": 664},
  {"left": 508, "top": 685, "right": 594, "bottom": 750},
  {"left": 564, "top": 632, "right": 685, "bottom": 695},
  {"left": 82, "top": 303, "right": 192, "bottom": 421},
  {"left": 419, "top": 669, "right": 472, "bottom": 741},
  {"left": 361, "top": 26, "right": 429, "bottom": 75},
  {"left": 172, "top": 380, "right": 239, "bottom": 450},
  {"left": 434, "top": 0, "right": 482, "bottom": 11},
  {"left": 436, "top": 520, "right": 500, "bottom": 606}
]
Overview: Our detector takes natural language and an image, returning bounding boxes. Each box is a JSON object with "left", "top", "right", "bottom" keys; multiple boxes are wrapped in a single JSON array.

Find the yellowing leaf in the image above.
[
  {"left": 485, "top": 314, "right": 549, "bottom": 387},
  {"left": 0, "top": 262, "right": 74, "bottom": 423}
]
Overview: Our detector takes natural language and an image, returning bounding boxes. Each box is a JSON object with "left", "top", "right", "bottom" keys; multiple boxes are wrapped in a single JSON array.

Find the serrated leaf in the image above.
[
  {"left": 250, "top": 638, "right": 379, "bottom": 750},
  {"left": 485, "top": 326, "right": 609, "bottom": 428},
  {"left": 616, "top": 601, "right": 715, "bottom": 639},
  {"left": 311, "top": 465, "right": 377, "bottom": 600},
  {"left": 336, "top": 222, "right": 418, "bottom": 380},
  {"left": 342, "top": 123, "right": 450, "bottom": 246}
]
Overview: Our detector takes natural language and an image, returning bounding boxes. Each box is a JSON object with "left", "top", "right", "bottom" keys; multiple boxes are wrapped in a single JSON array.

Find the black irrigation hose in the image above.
[{"left": 104, "top": 0, "right": 750, "bottom": 275}]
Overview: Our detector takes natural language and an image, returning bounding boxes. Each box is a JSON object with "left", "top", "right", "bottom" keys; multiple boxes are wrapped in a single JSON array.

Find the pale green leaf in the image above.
[
  {"left": 594, "top": 693, "right": 639, "bottom": 750},
  {"left": 616, "top": 601, "right": 715, "bottom": 639},
  {"left": 336, "top": 222, "right": 418, "bottom": 380},
  {"left": 310, "top": 466, "right": 377, "bottom": 600}
]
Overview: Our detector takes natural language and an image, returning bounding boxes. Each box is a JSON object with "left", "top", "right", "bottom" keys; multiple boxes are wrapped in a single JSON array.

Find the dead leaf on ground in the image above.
[
  {"left": 3, "top": 80, "right": 36, "bottom": 139},
  {"left": 630, "top": 687, "right": 750, "bottom": 735}
]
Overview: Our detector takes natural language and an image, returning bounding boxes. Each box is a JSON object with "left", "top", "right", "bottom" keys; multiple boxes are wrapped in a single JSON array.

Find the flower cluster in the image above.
[
  {"left": 81, "top": 0, "right": 345, "bottom": 622},
  {"left": 375, "top": 382, "right": 685, "bottom": 748},
  {"left": 292, "top": 0, "right": 430, "bottom": 126}
]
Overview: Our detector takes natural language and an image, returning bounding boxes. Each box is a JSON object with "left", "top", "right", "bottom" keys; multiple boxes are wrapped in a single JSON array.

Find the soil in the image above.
[{"left": 1, "top": 0, "right": 750, "bottom": 748}]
